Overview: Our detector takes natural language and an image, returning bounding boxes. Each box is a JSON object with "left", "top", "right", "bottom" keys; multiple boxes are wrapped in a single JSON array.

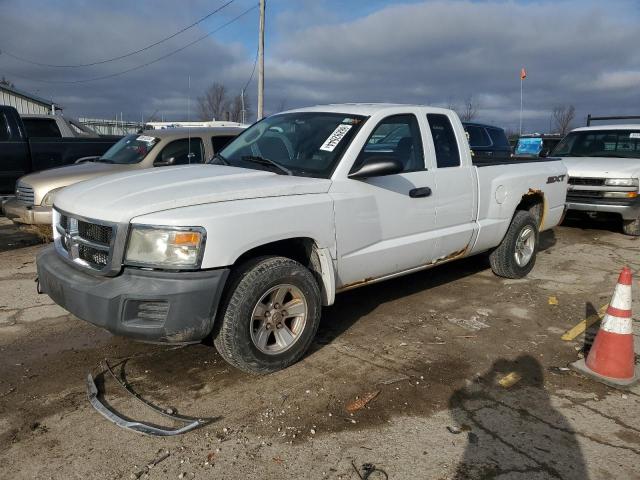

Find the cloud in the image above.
[{"left": 1, "top": 0, "right": 640, "bottom": 132}]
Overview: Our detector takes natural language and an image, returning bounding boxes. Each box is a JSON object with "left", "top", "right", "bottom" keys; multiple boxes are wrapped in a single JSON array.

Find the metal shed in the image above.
[{"left": 0, "top": 84, "right": 62, "bottom": 115}]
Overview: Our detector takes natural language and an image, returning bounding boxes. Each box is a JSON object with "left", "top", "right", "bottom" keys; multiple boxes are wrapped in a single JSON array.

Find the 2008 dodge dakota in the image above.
[{"left": 36, "top": 104, "right": 568, "bottom": 374}]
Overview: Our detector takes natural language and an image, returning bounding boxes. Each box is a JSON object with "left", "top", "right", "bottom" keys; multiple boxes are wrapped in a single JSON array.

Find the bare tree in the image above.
[
  {"left": 0, "top": 76, "right": 15, "bottom": 88},
  {"left": 551, "top": 104, "right": 575, "bottom": 135},
  {"left": 458, "top": 96, "right": 480, "bottom": 122},
  {"left": 197, "top": 82, "right": 228, "bottom": 121}
]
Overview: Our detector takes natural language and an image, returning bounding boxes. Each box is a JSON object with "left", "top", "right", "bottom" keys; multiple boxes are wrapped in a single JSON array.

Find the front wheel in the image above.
[
  {"left": 213, "top": 256, "right": 322, "bottom": 374},
  {"left": 622, "top": 217, "right": 640, "bottom": 236},
  {"left": 489, "top": 210, "right": 539, "bottom": 278}
]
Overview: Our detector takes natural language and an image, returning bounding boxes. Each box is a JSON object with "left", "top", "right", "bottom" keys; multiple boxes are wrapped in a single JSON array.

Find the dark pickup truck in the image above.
[{"left": 0, "top": 105, "right": 120, "bottom": 195}]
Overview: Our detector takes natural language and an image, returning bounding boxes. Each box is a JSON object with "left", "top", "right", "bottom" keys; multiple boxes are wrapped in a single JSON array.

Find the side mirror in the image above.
[
  {"left": 539, "top": 149, "right": 550, "bottom": 158},
  {"left": 154, "top": 156, "right": 176, "bottom": 167},
  {"left": 349, "top": 155, "right": 404, "bottom": 179}
]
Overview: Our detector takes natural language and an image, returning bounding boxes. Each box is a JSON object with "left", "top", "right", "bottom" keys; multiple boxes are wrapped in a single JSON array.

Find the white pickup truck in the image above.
[
  {"left": 36, "top": 104, "right": 567, "bottom": 374},
  {"left": 553, "top": 124, "right": 640, "bottom": 235}
]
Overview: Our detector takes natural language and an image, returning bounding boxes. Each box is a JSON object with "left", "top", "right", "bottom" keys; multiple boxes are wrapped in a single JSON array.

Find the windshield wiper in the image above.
[
  {"left": 241, "top": 155, "right": 292, "bottom": 175},
  {"left": 95, "top": 158, "right": 115, "bottom": 163}
]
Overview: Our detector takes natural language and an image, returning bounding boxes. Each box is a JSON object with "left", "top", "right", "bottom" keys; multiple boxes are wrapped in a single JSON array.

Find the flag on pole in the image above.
[{"left": 520, "top": 67, "right": 527, "bottom": 80}]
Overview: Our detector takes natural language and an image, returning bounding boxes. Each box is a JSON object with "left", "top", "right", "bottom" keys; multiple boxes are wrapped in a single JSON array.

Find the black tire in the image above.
[
  {"left": 622, "top": 217, "right": 640, "bottom": 236},
  {"left": 213, "top": 256, "right": 322, "bottom": 374},
  {"left": 489, "top": 210, "right": 539, "bottom": 279}
]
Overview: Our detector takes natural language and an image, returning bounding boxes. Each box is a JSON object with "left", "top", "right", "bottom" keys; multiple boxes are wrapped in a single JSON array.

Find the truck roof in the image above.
[
  {"left": 572, "top": 124, "right": 640, "bottom": 132},
  {"left": 282, "top": 103, "right": 453, "bottom": 116},
  {"left": 140, "top": 126, "right": 246, "bottom": 139}
]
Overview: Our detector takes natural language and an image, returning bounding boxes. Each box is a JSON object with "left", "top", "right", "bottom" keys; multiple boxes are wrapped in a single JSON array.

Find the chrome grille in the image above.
[
  {"left": 16, "top": 182, "right": 35, "bottom": 205},
  {"left": 55, "top": 211, "right": 116, "bottom": 272}
]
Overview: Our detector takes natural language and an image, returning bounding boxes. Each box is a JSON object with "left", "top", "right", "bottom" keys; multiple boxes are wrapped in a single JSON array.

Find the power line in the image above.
[
  {"left": 0, "top": 0, "right": 236, "bottom": 68},
  {"left": 2, "top": 5, "right": 258, "bottom": 85},
  {"left": 242, "top": 46, "right": 259, "bottom": 93}
]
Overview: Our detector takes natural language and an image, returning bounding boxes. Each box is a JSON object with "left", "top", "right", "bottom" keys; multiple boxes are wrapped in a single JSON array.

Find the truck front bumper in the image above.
[
  {"left": 36, "top": 246, "right": 229, "bottom": 343},
  {"left": 3, "top": 198, "right": 52, "bottom": 225},
  {"left": 566, "top": 196, "right": 640, "bottom": 220}
]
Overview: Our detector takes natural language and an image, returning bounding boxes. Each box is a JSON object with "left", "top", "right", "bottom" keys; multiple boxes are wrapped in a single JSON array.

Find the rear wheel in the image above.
[
  {"left": 622, "top": 217, "right": 640, "bottom": 236},
  {"left": 490, "top": 210, "right": 539, "bottom": 278},
  {"left": 213, "top": 256, "right": 321, "bottom": 374}
]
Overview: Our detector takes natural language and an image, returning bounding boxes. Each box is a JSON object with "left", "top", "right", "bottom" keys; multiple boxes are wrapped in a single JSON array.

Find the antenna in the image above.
[{"left": 187, "top": 75, "right": 192, "bottom": 163}]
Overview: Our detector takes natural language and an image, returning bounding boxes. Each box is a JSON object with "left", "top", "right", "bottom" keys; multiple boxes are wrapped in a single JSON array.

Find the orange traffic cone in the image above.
[{"left": 571, "top": 266, "right": 638, "bottom": 388}]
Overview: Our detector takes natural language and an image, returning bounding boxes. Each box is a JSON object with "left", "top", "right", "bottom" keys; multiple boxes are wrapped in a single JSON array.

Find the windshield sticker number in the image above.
[
  {"left": 136, "top": 135, "right": 156, "bottom": 143},
  {"left": 320, "top": 125, "right": 352, "bottom": 152},
  {"left": 629, "top": 133, "right": 640, "bottom": 139}
]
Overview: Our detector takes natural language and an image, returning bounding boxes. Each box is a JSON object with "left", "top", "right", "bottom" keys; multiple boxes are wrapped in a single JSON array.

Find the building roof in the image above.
[{"left": 0, "top": 83, "right": 62, "bottom": 110}]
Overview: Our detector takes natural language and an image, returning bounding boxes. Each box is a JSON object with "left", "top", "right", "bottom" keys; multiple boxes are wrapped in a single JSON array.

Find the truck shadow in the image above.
[
  {"left": 315, "top": 254, "right": 489, "bottom": 349},
  {"left": 561, "top": 212, "right": 624, "bottom": 235},
  {"left": 0, "top": 220, "right": 45, "bottom": 252}
]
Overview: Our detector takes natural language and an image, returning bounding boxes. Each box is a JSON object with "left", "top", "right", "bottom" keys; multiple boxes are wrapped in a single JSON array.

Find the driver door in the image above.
[{"left": 332, "top": 114, "right": 437, "bottom": 287}]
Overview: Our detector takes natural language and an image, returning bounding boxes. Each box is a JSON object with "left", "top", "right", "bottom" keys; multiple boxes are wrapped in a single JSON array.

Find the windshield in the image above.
[
  {"left": 552, "top": 130, "right": 640, "bottom": 159},
  {"left": 210, "top": 112, "right": 367, "bottom": 177},
  {"left": 100, "top": 134, "right": 159, "bottom": 164}
]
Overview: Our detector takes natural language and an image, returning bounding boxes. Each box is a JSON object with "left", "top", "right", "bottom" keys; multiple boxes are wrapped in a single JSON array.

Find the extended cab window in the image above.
[
  {"left": 156, "top": 138, "right": 204, "bottom": 165},
  {"left": 357, "top": 114, "right": 424, "bottom": 172},
  {"left": 428, "top": 114, "right": 460, "bottom": 168},
  {"left": 465, "top": 126, "right": 491, "bottom": 148},
  {"left": 22, "top": 118, "right": 62, "bottom": 138},
  {"left": 487, "top": 127, "right": 510, "bottom": 147},
  {"left": 211, "top": 135, "right": 235, "bottom": 153}
]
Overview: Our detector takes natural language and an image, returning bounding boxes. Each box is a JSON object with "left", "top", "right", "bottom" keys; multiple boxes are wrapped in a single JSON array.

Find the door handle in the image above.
[{"left": 409, "top": 187, "right": 432, "bottom": 198}]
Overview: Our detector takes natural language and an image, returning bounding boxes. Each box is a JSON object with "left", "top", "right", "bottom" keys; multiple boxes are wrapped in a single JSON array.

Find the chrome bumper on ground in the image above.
[{"left": 3, "top": 198, "right": 52, "bottom": 225}]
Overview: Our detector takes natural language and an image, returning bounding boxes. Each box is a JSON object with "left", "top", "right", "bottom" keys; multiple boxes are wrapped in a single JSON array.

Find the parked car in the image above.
[
  {"left": 36, "top": 104, "right": 567, "bottom": 374},
  {"left": 0, "top": 106, "right": 121, "bottom": 196},
  {"left": 552, "top": 123, "right": 640, "bottom": 235},
  {"left": 3, "top": 126, "right": 244, "bottom": 225},
  {"left": 463, "top": 122, "right": 512, "bottom": 163},
  {"left": 514, "top": 134, "right": 563, "bottom": 159}
]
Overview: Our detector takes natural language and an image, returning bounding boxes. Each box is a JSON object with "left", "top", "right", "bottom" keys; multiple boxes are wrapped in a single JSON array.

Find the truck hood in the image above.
[
  {"left": 19, "top": 162, "right": 131, "bottom": 205},
  {"left": 54, "top": 165, "right": 332, "bottom": 223},
  {"left": 561, "top": 156, "right": 640, "bottom": 179}
]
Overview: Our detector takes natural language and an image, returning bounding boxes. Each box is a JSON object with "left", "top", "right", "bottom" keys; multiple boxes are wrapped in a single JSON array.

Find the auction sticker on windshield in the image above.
[
  {"left": 629, "top": 133, "right": 640, "bottom": 139},
  {"left": 320, "top": 124, "right": 352, "bottom": 152},
  {"left": 136, "top": 135, "right": 157, "bottom": 143}
]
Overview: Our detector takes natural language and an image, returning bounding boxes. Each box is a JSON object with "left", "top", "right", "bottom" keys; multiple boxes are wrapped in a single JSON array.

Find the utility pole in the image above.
[
  {"left": 241, "top": 88, "right": 246, "bottom": 124},
  {"left": 257, "top": 0, "right": 265, "bottom": 120}
]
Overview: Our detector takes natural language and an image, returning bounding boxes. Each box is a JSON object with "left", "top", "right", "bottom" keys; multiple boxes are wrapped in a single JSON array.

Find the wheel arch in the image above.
[
  {"left": 232, "top": 237, "right": 336, "bottom": 306},
  {"left": 515, "top": 189, "right": 546, "bottom": 229}
]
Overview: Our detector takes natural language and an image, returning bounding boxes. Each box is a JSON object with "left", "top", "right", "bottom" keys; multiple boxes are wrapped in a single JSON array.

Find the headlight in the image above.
[
  {"left": 41, "top": 187, "right": 65, "bottom": 207},
  {"left": 604, "top": 178, "right": 639, "bottom": 187},
  {"left": 125, "top": 226, "right": 206, "bottom": 269}
]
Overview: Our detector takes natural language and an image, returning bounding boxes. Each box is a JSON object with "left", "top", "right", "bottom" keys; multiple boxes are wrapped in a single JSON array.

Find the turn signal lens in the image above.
[{"left": 173, "top": 232, "right": 200, "bottom": 245}]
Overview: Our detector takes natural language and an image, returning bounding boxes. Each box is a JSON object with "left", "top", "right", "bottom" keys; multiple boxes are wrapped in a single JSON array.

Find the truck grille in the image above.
[
  {"left": 568, "top": 177, "right": 605, "bottom": 186},
  {"left": 567, "top": 191, "right": 604, "bottom": 200},
  {"left": 55, "top": 211, "right": 116, "bottom": 272},
  {"left": 16, "top": 182, "right": 35, "bottom": 205}
]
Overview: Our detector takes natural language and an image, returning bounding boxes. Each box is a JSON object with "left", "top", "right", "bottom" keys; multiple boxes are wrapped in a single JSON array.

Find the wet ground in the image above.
[{"left": 0, "top": 215, "right": 639, "bottom": 479}]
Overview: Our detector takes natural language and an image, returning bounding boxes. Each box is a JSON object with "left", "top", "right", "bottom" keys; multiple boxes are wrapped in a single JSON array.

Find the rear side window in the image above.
[
  {"left": 211, "top": 135, "right": 235, "bottom": 153},
  {"left": 156, "top": 138, "right": 205, "bottom": 165},
  {"left": 487, "top": 127, "right": 510, "bottom": 147},
  {"left": 22, "top": 118, "right": 62, "bottom": 138},
  {"left": 427, "top": 114, "right": 460, "bottom": 168},
  {"left": 465, "top": 126, "right": 491, "bottom": 147}
]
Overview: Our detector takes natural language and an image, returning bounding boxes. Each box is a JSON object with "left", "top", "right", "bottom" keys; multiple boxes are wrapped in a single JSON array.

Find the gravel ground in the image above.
[{"left": 0, "top": 215, "right": 639, "bottom": 479}]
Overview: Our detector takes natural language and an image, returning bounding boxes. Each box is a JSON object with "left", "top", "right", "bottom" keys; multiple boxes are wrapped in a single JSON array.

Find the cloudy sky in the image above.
[{"left": 1, "top": 0, "right": 640, "bottom": 132}]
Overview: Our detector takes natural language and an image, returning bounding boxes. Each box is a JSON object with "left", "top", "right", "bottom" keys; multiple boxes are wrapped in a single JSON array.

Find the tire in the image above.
[
  {"left": 213, "top": 256, "right": 322, "bottom": 374},
  {"left": 622, "top": 217, "right": 640, "bottom": 236},
  {"left": 489, "top": 210, "right": 539, "bottom": 279}
]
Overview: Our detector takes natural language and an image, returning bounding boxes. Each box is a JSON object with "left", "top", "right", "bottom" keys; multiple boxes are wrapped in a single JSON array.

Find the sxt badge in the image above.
[{"left": 547, "top": 174, "right": 566, "bottom": 184}]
